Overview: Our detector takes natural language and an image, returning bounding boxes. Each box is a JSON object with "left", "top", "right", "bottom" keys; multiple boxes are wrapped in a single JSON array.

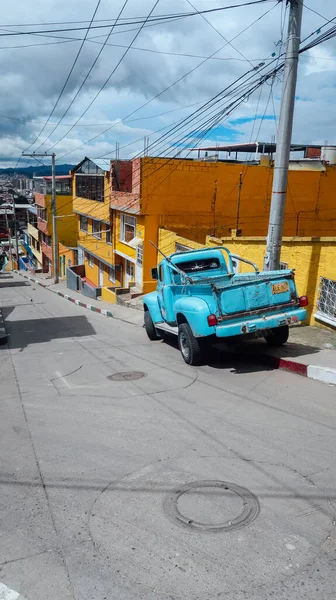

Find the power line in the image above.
[
  {"left": 0, "top": 2, "right": 274, "bottom": 38},
  {"left": 33, "top": 0, "right": 130, "bottom": 152},
  {"left": 24, "top": 0, "right": 103, "bottom": 151},
  {"left": 54, "top": 1, "right": 278, "bottom": 161},
  {"left": 46, "top": 0, "right": 161, "bottom": 153},
  {"left": 185, "top": 0, "right": 255, "bottom": 68}
]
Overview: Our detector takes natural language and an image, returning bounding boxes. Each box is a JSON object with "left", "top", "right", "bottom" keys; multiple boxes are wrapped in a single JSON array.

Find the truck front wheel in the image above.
[
  {"left": 144, "top": 310, "right": 162, "bottom": 341},
  {"left": 178, "top": 323, "right": 204, "bottom": 366},
  {"left": 264, "top": 325, "right": 289, "bottom": 346}
]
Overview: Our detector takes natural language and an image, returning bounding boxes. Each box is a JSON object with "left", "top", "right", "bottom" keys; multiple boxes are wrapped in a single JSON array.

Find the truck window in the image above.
[
  {"left": 158, "top": 265, "right": 164, "bottom": 281},
  {"left": 178, "top": 257, "right": 221, "bottom": 273}
]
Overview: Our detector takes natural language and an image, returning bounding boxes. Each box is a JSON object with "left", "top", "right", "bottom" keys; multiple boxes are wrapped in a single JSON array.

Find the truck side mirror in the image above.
[{"left": 151, "top": 267, "right": 158, "bottom": 280}]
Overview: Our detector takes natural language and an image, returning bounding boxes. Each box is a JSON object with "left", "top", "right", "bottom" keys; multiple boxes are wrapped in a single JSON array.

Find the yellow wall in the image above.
[
  {"left": 101, "top": 287, "right": 117, "bottom": 304},
  {"left": 78, "top": 216, "right": 113, "bottom": 265},
  {"left": 141, "top": 158, "right": 336, "bottom": 240},
  {"left": 83, "top": 255, "right": 119, "bottom": 288},
  {"left": 59, "top": 243, "right": 77, "bottom": 280},
  {"left": 158, "top": 228, "right": 336, "bottom": 329},
  {"left": 42, "top": 194, "right": 78, "bottom": 247}
]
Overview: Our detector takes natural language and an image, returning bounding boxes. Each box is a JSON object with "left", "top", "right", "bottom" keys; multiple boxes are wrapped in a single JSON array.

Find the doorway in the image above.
[
  {"left": 125, "top": 260, "right": 135, "bottom": 288},
  {"left": 98, "top": 261, "right": 104, "bottom": 287}
]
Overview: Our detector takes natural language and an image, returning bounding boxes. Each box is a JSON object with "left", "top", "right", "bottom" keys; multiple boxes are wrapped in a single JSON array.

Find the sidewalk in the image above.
[
  {"left": 239, "top": 325, "right": 336, "bottom": 386},
  {"left": 14, "top": 270, "right": 336, "bottom": 385}
]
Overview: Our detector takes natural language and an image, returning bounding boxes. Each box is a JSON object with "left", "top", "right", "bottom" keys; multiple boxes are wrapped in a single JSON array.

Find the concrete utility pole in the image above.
[
  {"left": 12, "top": 200, "right": 20, "bottom": 270},
  {"left": 264, "top": 0, "right": 304, "bottom": 271},
  {"left": 22, "top": 152, "right": 59, "bottom": 284},
  {"left": 4, "top": 206, "right": 13, "bottom": 268}
]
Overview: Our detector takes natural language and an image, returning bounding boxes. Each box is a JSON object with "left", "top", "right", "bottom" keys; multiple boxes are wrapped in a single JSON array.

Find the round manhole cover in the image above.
[
  {"left": 107, "top": 371, "right": 147, "bottom": 381},
  {"left": 163, "top": 479, "right": 259, "bottom": 532}
]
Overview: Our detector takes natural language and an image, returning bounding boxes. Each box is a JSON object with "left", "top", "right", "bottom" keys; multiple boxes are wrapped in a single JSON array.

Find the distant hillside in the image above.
[{"left": 0, "top": 164, "right": 76, "bottom": 177}]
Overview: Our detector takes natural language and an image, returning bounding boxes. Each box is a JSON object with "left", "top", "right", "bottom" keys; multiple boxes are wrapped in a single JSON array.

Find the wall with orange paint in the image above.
[{"left": 140, "top": 158, "right": 336, "bottom": 241}]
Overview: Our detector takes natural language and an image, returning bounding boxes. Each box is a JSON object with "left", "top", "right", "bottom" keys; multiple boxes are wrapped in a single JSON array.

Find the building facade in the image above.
[
  {"left": 72, "top": 158, "right": 118, "bottom": 289},
  {"left": 34, "top": 175, "right": 77, "bottom": 275}
]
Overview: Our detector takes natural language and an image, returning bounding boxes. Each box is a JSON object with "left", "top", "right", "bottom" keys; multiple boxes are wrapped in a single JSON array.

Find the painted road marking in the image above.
[{"left": 0, "top": 582, "right": 20, "bottom": 600}]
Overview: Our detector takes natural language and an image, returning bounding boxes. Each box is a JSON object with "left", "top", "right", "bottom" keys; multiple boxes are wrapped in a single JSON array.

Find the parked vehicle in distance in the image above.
[{"left": 143, "top": 246, "right": 308, "bottom": 365}]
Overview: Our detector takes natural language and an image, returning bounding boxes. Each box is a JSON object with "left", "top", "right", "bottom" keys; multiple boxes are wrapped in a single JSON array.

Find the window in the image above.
[
  {"left": 37, "top": 207, "right": 47, "bottom": 221},
  {"left": 316, "top": 276, "right": 336, "bottom": 326},
  {"left": 120, "top": 214, "right": 136, "bottom": 243},
  {"left": 136, "top": 243, "right": 143, "bottom": 266},
  {"left": 108, "top": 266, "right": 116, "bottom": 282},
  {"left": 85, "top": 252, "right": 94, "bottom": 268},
  {"left": 75, "top": 175, "right": 104, "bottom": 202},
  {"left": 158, "top": 265, "right": 164, "bottom": 281},
  {"left": 280, "top": 262, "right": 288, "bottom": 270},
  {"left": 80, "top": 215, "right": 88, "bottom": 232},
  {"left": 106, "top": 224, "right": 112, "bottom": 245},
  {"left": 92, "top": 219, "right": 102, "bottom": 239}
]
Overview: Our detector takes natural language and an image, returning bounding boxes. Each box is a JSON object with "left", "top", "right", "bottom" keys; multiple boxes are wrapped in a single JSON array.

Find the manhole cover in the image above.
[
  {"left": 107, "top": 371, "right": 147, "bottom": 381},
  {"left": 163, "top": 480, "right": 259, "bottom": 532}
]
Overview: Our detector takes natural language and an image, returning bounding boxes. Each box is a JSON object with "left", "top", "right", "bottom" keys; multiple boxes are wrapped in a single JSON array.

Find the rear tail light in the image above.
[
  {"left": 299, "top": 295, "right": 309, "bottom": 307},
  {"left": 207, "top": 314, "right": 218, "bottom": 327}
]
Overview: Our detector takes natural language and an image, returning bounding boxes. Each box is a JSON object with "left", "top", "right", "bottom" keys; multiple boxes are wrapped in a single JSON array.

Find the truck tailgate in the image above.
[{"left": 220, "top": 272, "right": 296, "bottom": 316}]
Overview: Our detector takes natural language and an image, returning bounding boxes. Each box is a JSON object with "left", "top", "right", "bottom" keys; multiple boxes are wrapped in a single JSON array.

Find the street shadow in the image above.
[
  {"left": 0, "top": 280, "right": 31, "bottom": 288},
  {"left": 162, "top": 335, "right": 320, "bottom": 374},
  {"left": 0, "top": 311, "right": 96, "bottom": 350}
]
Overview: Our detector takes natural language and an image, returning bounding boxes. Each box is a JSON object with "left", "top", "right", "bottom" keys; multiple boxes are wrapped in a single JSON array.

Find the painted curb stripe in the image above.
[{"left": 0, "top": 581, "right": 20, "bottom": 600}]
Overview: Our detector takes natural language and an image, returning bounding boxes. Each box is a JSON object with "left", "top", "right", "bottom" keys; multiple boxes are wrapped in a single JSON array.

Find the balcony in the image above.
[
  {"left": 41, "top": 241, "right": 52, "bottom": 260},
  {"left": 35, "top": 192, "right": 47, "bottom": 208},
  {"left": 37, "top": 217, "right": 49, "bottom": 235},
  {"left": 28, "top": 221, "right": 40, "bottom": 241}
]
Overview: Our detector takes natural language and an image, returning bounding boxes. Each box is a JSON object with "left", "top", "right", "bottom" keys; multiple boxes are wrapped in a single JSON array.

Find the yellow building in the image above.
[
  {"left": 109, "top": 154, "right": 336, "bottom": 298},
  {"left": 72, "top": 158, "right": 118, "bottom": 289},
  {"left": 34, "top": 175, "right": 77, "bottom": 275}
]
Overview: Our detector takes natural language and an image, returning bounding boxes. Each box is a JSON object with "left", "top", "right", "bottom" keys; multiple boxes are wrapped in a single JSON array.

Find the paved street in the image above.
[{"left": 1, "top": 272, "right": 336, "bottom": 600}]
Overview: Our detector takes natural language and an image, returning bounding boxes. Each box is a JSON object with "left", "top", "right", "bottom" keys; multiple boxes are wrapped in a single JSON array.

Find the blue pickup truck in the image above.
[{"left": 143, "top": 246, "right": 308, "bottom": 365}]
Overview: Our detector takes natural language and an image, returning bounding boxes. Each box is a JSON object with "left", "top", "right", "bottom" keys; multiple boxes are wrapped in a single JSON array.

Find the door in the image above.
[
  {"left": 77, "top": 247, "right": 84, "bottom": 265},
  {"left": 125, "top": 260, "right": 135, "bottom": 288},
  {"left": 98, "top": 261, "right": 104, "bottom": 287},
  {"left": 135, "top": 243, "right": 143, "bottom": 287}
]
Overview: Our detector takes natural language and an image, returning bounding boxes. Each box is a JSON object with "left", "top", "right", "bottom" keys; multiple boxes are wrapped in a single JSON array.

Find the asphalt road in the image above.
[{"left": 1, "top": 272, "right": 335, "bottom": 600}]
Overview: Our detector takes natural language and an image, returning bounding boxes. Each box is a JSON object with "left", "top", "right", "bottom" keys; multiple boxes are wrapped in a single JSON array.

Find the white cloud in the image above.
[{"left": 0, "top": 0, "right": 336, "bottom": 167}]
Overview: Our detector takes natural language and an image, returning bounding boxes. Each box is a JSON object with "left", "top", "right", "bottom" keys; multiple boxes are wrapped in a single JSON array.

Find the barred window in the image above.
[{"left": 316, "top": 277, "right": 336, "bottom": 325}]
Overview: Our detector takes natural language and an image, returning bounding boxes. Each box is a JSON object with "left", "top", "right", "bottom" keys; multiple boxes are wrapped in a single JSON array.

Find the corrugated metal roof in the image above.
[
  {"left": 189, "top": 142, "right": 322, "bottom": 154},
  {"left": 88, "top": 158, "right": 110, "bottom": 171}
]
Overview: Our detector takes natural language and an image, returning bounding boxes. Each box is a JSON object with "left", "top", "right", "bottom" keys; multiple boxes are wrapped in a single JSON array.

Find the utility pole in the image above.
[
  {"left": 264, "top": 0, "right": 303, "bottom": 270},
  {"left": 4, "top": 206, "right": 13, "bottom": 269},
  {"left": 22, "top": 152, "right": 59, "bottom": 284},
  {"left": 236, "top": 172, "right": 243, "bottom": 232},
  {"left": 12, "top": 200, "right": 20, "bottom": 270}
]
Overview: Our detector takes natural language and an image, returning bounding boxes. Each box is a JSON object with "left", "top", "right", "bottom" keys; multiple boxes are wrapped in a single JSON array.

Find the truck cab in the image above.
[{"left": 143, "top": 247, "right": 308, "bottom": 365}]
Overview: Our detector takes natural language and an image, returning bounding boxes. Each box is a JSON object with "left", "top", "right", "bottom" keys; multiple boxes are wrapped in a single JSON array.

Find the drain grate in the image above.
[
  {"left": 163, "top": 479, "right": 259, "bottom": 532},
  {"left": 107, "top": 371, "right": 147, "bottom": 381}
]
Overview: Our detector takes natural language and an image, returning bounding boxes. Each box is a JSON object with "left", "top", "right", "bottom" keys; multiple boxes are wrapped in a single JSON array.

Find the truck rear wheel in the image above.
[
  {"left": 144, "top": 310, "right": 162, "bottom": 341},
  {"left": 264, "top": 325, "right": 289, "bottom": 346},
  {"left": 178, "top": 323, "right": 204, "bottom": 366}
]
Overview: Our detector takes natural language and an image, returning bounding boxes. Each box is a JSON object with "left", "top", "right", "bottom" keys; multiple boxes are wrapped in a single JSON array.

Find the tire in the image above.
[
  {"left": 144, "top": 310, "right": 162, "bottom": 341},
  {"left": 178, "top": 323, "right": 204, "bottom": 366},
  {"left": 264, "top": 325, "right": 289, "bottom": 346}
]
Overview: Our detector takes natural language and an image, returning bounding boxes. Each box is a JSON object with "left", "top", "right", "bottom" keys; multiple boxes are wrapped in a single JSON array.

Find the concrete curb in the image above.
[
  {"left": 240, "top": 345, "right": 336, "bottom": 386},
  {"left": 13, "top": 271, "right": 336, "bottom": 385},
  {"left": 0, "top": 308, "right": 8, "bottom": 345},
  {"left": 55, "top": 291, "right": 114, "bottom": 318}
]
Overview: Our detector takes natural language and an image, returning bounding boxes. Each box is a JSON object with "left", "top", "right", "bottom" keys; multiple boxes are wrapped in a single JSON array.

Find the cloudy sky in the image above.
[{"left": 0, "top": 0, "right": 335, "bottom": 168}]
